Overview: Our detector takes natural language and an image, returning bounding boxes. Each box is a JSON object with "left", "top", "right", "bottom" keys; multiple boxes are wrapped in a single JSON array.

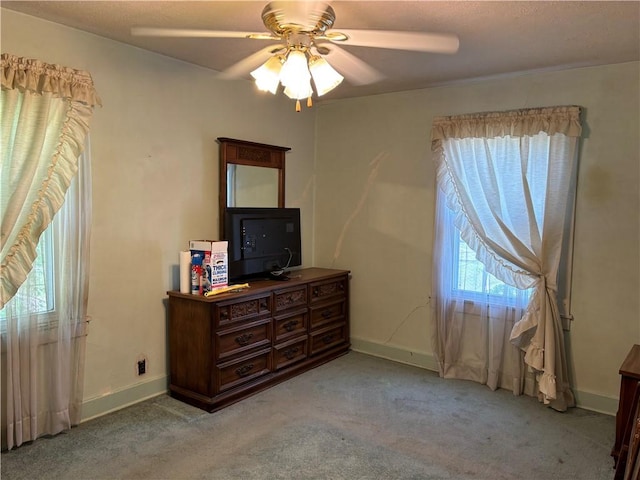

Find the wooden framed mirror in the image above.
[{"left": 218, "top": 137, "right": 290, "bottom": 236}]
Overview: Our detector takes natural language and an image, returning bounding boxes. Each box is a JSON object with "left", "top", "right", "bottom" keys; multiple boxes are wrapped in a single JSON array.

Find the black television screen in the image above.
[{"left": 224, "top": 207, "right": 302, "bottom": 281}]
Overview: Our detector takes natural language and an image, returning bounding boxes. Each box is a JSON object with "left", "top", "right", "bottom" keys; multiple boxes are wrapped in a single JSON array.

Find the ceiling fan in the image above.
[{"left": 131, "top": 1, "right": 460, "bottom": 110}]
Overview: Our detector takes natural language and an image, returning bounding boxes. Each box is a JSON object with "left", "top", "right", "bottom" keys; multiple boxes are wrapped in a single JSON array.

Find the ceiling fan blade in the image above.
[
  {"left": 321, "top": 45, "right": 384, "bottom": 86},
  {"left": 218, "top": 44, "right": 285, "bottom": 79},
  {"left": 131, "top": 27, "right": 275, "bottom": 39},
  {"left": 330, "top": 29, "right": 460, "bottom": 54}
]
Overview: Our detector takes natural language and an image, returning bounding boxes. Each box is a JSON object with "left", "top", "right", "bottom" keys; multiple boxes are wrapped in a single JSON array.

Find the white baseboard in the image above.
[
  {"left": 572, "top": 389, "right": 619, "bottom": 416},
  {"left": 79, "top": 341, "right": 619, "bottom": 421},
  {"left": 350, "top": 337, "right": 439, "bottom": 371},
  {"left": 350, "top": 337, "right": 618, "bottom": 416},
  {"left": 81, "top": 374, "right": 168, "bottom": 423}
]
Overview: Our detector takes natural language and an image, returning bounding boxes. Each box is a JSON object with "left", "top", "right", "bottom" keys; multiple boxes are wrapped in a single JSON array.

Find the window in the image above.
[
  {"left": 0, "top": 148, "right": 90, "bottom": 334},
  {"left": 0, "top": 222, "right": 56, "bottom": 330},
  {"left": 453, "top": 232, "right": 531, "bottom": 306},
  {"left": 431, "top": 107, "right": 580, "bottom": 407}
]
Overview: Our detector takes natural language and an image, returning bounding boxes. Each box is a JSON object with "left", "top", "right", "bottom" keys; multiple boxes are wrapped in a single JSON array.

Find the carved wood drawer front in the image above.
[
  {"left": 217, "top": 294, "right": 271, "bottom": 326},
  {"left": 310, "top": 277, "right": 347, "bottom": 304},
  {"left": 274, "top": 308, "right": 308, "bottom": 343},
  {"left": 273, "top": 336, "right": 308, "bottom": 370},
  {"left": 215, "top": 318, "right": 272, "bottom": 361},
  {"left": 309, "top": 322, "right": 347, "bottom": 356},
  {"left": 274, "top": 286, "right": 308, "bottom": 312},
  {"left": 215, "top": 348, "right": 271, "bottom": 393},
  {"left": 310, "top": 299, "right": 346, "bottom": 329}
]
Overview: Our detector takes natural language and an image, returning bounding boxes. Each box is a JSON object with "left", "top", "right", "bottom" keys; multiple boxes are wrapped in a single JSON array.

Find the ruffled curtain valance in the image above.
[
  {"left": 1, "top": 53, "right": 100, "bottom": 308},
  {"left": 1, "top": 53, "right": 101, "bottom": 107},
  {"left": 431, "top": 106, "right": 582, "bottom": 144}
]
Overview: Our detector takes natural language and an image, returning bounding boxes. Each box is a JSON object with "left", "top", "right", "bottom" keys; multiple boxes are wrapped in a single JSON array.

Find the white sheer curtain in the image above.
[
  {"left": 0, "top": 53, "right": 99, "bottom": 449},
  {"left": 433, "top": 190, "right": 536, "bottom": 396},
  {"left": 431, "top": 106, "right": 582, "bottom": 411},
  {"left": 2, "top": 147, "right": 91, "bottom": 449}
]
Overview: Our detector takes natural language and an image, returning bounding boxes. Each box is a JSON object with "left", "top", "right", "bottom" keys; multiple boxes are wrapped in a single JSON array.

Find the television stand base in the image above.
[{"left": 269, "top": 272, "right": 290, "bottom": 281}]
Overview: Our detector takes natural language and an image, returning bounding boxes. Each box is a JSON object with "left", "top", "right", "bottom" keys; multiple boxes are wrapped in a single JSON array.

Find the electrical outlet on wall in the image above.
[{"left": 136, "top": 354, "right": 147, "bottom": 376}]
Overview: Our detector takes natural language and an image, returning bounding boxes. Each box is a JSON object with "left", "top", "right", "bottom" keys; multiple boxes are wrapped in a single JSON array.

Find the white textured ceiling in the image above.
[{"left": 2, "top": 1, "right": 639, "bottom": 101}]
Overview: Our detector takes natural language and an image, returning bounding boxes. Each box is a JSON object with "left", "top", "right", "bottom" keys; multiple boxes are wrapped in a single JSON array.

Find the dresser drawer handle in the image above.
[
  {"left": 283, "top": 320, "right": 299, "bottom": 332},
  {"left": 235, "top": 333, "right": 254, "bottom": 346},
  {"left": 322, "top": 334, "right": 334, "bottom": 345},
  {"left": 284, "top": 347, "right": 299, "bottom": 360},
  {"left": 220, "top": 310, "right": 229, "bottom": 320},
  {"left": 235, "top": 364, "right": 254, "bottom": 377},
  {"left": 313, "top": 287, "right": 319, "bottom": 297},
  {"left": 321, "top": 309, "right": 333, "bottom": 319},
  {"left": 260, "top": 300, "right": 268, "bottom": 310}
]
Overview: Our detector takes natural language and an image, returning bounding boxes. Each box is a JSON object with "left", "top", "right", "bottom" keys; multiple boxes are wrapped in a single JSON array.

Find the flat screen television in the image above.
[{"left": 224, "top": 207, "right": 302, "bottom": 281}]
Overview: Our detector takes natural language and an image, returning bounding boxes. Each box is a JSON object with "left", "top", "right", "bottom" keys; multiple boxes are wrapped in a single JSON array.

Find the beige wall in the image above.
[
  {"left": 3, "top": 7, "right": 639, "bottom": 418},
  {"left": 1, "top": 9, "right": 317, "bottom": 418},
  {"left": 314, "top": 62, "right": 640, "bottom": 413}
]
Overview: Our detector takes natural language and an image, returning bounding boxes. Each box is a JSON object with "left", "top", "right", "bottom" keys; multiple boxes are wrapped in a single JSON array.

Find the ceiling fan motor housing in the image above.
[{"left": 261, "top": 2, "right": 336, "bottom": 36}]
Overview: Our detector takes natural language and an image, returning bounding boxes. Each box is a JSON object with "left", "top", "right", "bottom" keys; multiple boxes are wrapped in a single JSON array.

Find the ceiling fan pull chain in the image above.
[
  {"left": 307, "top": 97, "right": 313, "bottom": 108},
  {"left": 295, "top": 99, "right": 301, "bottom": 112}
]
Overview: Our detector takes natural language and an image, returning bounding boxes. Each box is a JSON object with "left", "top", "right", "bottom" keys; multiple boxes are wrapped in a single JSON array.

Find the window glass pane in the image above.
[
  {"left": 456, "top": 239, "right": 484, "bottom": 292},
  {"left": 0, "top": 227, "right": 55, "bottom": 323},
  {"left": 454, "top": 235, "right": 531, "bottom": 303}
]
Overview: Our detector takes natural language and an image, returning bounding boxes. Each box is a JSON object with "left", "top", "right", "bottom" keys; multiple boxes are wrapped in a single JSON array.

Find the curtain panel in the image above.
[
  {"left": 0, "top": 53, "right": 100, "bottom": 309},
  {"left": 432, "top": 189, "right": 536, "bottom": 396},
  {"left": 3, "top": 147, "right": 92, "bottom": 450},
  {"left": 1, "top": 53, "right": 99, "bottom": 449},
  {"left": 431, "top": 106, "right": 581, "bottom": 411}
]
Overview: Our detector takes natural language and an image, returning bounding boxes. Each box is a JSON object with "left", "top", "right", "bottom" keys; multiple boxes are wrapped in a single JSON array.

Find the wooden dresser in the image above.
[
  {"left": 613, "top": 344, "right": 640, "bottom": 479},
  {"left": 167, "top": 267, "right": 350, "bottom": 412}
]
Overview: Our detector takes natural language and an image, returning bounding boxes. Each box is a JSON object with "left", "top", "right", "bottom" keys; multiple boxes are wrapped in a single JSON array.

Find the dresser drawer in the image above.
[
  {"left": 274, "top": 285, "right": 307, "bottom": 312},
  {"left": 216, "top": 294, "right": 271, "bottom": 327},
  {"left": 309, "top": 322, "right": 347, "bottom": 355},
  {"left": 273, "top": 336, "right": 308, "bottom": 370},
  {"left": 215, "top": 318, "right": 272, "bottom": 361},
  {"left": 310, "top": 276, "right": 347, "bottom": 304},
  {"left": 310, "top": 299, "right": 346, "bottom": 329},
  {"left": 215, "top": 348, "right": 271, "bottom": 393},
  {"left": 274, "top": 308, "right": 308, "bottom": 343}
]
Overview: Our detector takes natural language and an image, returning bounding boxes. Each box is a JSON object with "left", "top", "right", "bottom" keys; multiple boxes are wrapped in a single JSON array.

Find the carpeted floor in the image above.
[{"left": 1, "top": 352, "right": 616, "bottom": 479}]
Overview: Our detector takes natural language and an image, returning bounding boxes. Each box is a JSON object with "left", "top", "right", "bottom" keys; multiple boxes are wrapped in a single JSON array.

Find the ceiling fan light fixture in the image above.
[
  {"left": 308, "top": 55, "right": 343, "bottom": 96},
  {"left": 250, "top": 55, "right": 284, "bottom": 94},
  {"left": 283, "top": 79, "right": 313, "bottom": 100},
  {"left": 279, "top": 49, "right": 310, "bottom": 90}
]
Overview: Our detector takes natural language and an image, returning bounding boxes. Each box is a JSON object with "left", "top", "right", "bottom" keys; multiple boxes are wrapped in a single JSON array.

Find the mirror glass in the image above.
[
  {"left": 218, "top": 138, "right": 289, "bottom": 237},
  {"left": 227, "top": 164, "right": 280, "bottom": 208}
]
